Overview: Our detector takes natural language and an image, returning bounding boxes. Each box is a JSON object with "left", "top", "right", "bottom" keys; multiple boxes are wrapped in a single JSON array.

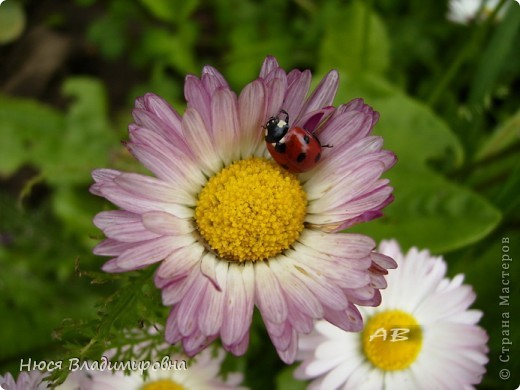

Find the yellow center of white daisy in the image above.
[
  {"left": 361, "top": 310, "right": 423, "bottom": 371},
  {"left": 195, "top": 157, "right": 307, "bottom": 262},
  {"left": 141, "top": 379, "right": 185, "bottom": 390}
]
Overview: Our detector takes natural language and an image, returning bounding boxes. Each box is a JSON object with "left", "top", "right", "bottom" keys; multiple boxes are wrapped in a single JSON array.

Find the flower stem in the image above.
[{"left": 427, "top": 0, "right": 508, "bottom": 107}]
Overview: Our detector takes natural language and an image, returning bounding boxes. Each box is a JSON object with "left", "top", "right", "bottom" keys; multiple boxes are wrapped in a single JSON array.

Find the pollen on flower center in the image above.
[
  {"left": 195, "top": 157, "right": 307, "bottom": 262},
  {"left": 141, "top": 379, "right": 185, "bottom": 390},
  {"left": 361, "top": 310, "right": 423, "bottom": 371}
]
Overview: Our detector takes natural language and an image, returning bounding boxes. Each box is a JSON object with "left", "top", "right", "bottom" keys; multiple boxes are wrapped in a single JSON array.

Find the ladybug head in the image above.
[{"left": 265, "top": 110, "right": 289, "bottom": 143}]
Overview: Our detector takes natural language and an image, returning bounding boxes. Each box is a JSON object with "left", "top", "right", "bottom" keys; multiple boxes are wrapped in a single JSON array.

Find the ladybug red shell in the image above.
[{"left": 264, "top": 110, "right": 328, "bottom": 173}]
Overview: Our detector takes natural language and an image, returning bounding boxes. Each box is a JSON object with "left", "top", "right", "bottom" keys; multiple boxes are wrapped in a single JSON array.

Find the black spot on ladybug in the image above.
[
  {"left": 315, "top": 153, "right": 321, "bottom": 162},
  {"left": 275, "top": 143, "right": 287, "bottom": 153},
  {"left": 281, "top": 164, "right": 289, "bottom": 170},
  {"left": 303, "top": 135, "right": 310, "bottom": 144},
  {"left": 297, "top": 152, "right": 307, "bottom": 162}
]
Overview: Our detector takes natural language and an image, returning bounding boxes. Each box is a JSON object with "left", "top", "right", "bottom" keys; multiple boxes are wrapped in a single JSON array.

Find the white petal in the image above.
[
  {"left": 182, "top": 107, "right": 223, "bottom": 175},
  {"left": 155, "top": 243, "right": 204, "bottom": 285},
  {"left": 97, "top": 180, "right": 194, "bottom": 219},
  {"left": 198, "top": 268, "right": 226, "bottom": 335},
  {"left": 141, "top": 211, "right": 194, "bottom": 235},
  {"left": 285, "top": 69, "right": 312, "bottom": 122},
  {"left": 238, "top": 80, "right": 267, "bottom": 158},
  {"left": 282, "top": 255, "right": 348, "bottom": 310},
  {"left": 211, "top": 88, "right": 241, "bottom": 164},
  {"left": 176, "top": 273, "right": 208, "bottom": 336},
  {"left": 254, "top": 260, "right": 288, "bottom": 323},
  {"left": 184, "top": 75, "right": 212, "bottom": 130},
  {"left": 200, "top": 252, "right": 223, "bottom": 290},
  {"left": 115, "top": 236, "right": 184, "bottom": 270},
  {"left": 125, "top": 141, "right": 202, "bottom": 192},
  {"left": 320, "top": 358, "right": 362, "bottom": 389},
  {"left": 300, "top": 70, "right": 339, "bottom": 114},
  {"left": 115, "top": 173, "right": 195, "bottom": 206},
  {"left": 269, "top": 259, "right": 323, "bottom": 318},
  {"left": 265, "top": 76, "right": 287, "bottom": 119},
  {"left": 221, "top": 264, "right": 254, "bottom": 345}
]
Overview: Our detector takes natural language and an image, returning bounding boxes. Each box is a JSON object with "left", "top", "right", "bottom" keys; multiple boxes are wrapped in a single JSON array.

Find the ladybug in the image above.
[{"left": 264, "top": 110, "right": 330, "bottom": 173}]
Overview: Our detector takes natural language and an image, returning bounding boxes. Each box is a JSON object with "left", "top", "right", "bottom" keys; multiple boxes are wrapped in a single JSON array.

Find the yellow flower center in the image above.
[
  {"left": 361, "top": 310, "right": 423, "bottom": 371},
  {"left": 141, "top": 379, "right": 185, "bottom": 390},
  {"left": 195, "top": 157, "right": 307, "bottom": 262}
]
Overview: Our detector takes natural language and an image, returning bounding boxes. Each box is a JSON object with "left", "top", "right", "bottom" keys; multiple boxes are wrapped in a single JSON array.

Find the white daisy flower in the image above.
[
  {"left": 448, "top": 0, "right": 505, "bottom": 24},
  {"left": 295, "top": 240, "right": 489, "bottom": 389},
  {"left": 71, "top": 348, "right": 245, "bottom": 390}
]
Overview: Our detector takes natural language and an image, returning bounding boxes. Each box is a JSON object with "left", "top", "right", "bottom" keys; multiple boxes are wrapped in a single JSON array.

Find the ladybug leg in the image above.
[{"left": 311, "top": 133, "right": 333, "bottom": 148}]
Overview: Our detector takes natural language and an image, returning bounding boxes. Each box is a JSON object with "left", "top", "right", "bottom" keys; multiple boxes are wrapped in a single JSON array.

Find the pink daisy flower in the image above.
[{"left": 90, "top": 56, "right": 396, "bottom": 363}]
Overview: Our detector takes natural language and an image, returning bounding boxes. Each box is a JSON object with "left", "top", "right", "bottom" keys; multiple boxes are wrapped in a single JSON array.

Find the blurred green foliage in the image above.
[
  {"left": 0, "top": 1, "right": 25, "bottom": 44},
  {"left": 0, "top": 0, "right": 518, "bottom": 389}
]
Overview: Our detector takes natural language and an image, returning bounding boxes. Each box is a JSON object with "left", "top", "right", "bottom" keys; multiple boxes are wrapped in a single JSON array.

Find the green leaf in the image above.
[
  {"left": 221, "top": 0, "right": 297, "bottom": 88},
  {"left": 131, "top": 63, "right": 184, "bottom": 110},
  {"left": 139, "top": 28, "right": 197, "bottom": 74},
  {"left": 139, "top": 0, "right": 176, "bottom": 22},
  {"left": 372, "top": 91, "right": 465, "bottom": 169},
  {"left": 336, "top": 73, "right": 465, "bottom": 170},
  {"left": 52, "top": 186, "right": 102, "bottom": 247},
  {"left": 0, "top": 94, "right": 65, "bottom": 176},
  {"left": 338, "top": 74, "right": 501, "bottom": 252},
  {"left": 0, "top": 1, "right": 26, "bottom": 44},
  {"left": 139, "top": 0, "right": 199, "bottom": 23},
  {"left": 319, "top": 0, "right": 390, "bottom": 76},
  {"left": 355, "top": 170, "right": 502, "bottom": 252},
  {"left": 87, "top": 15, "right": 126, "bottom": 60},
  {"left": 62, "top": 77, "right": 110, "bottom": 137},
  {"left": 43, "top": 77, "right": 117, "bottom": 185},
  {"left": 276, "top": 366, "right": 307, "bottom": 390},
  {"left": 0, "top": 78, "right": 115, "bottom": 185},
  {"left": 0, "top": 123, "right": 26, "bottom": 175}
]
